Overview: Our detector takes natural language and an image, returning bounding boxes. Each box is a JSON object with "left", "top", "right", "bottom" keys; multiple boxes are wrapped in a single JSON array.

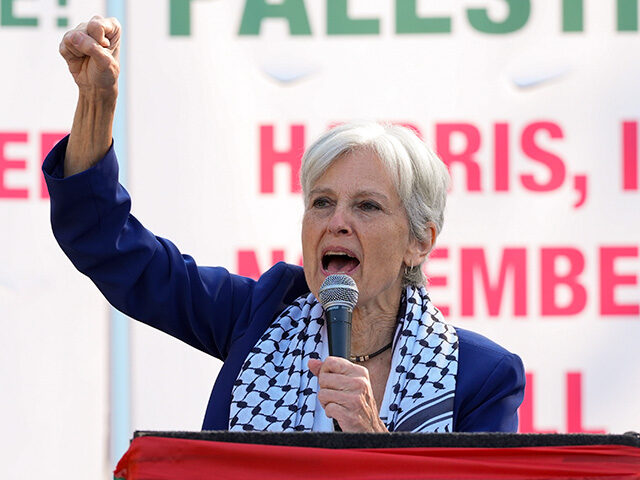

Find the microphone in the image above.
[
  {"left": 318, "top": 274, "right": 359, "bottom": 433},
  {"left": 318, "top": 274, "right": 359, "bottom": 359}
]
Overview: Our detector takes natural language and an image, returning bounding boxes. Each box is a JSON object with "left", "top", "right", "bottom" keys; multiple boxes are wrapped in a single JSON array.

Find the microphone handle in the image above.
[
  {"left": 326, "top": 305, "right": 352, "bottom": 432},
  {"left": 333, "top": 419, "right": 342, "bottom": 432},
  {"left": 326, "top": 305, "right": 352, "bottom": 359}
]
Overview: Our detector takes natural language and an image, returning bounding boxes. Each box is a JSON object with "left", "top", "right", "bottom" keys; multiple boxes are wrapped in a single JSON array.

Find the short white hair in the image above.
[{"left": 300, "top": 122, "right": 450, "bottom": 286}]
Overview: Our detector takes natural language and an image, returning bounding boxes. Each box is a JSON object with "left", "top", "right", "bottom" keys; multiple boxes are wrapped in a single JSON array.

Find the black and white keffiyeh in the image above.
[{"left": 229, "top": 285, "right": 458, "bottom": 432}]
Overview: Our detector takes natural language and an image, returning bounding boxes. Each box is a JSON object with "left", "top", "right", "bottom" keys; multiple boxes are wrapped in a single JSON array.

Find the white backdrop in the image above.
[
  {"left": 2, "top": 1, "right": 640, "bottom": 478},
  {"left": 0, "top": 1, "right": 110, "bottom": 478}
]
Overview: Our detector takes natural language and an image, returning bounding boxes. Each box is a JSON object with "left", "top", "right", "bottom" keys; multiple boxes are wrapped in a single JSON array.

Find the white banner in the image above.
[
  {"left": 0, "top": 1, "right": 109, "bottom": 478},
  {"left": 127, "top": 0, "right": 640, "bottom": 436},
  {"left": 3, "top": 1, "right": 639, "bottom": 478}
]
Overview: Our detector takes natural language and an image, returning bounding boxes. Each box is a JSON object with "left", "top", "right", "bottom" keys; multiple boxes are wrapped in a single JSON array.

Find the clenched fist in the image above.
[
  {"left": 59, "top": 15, "right": 121, "bottom": 177},
  {"left": 60, "top": 15, "right": 121, "bottom": 95}
]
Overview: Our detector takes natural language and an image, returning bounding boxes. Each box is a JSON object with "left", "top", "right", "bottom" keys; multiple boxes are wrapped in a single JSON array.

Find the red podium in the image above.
[{"left": 114, "top": 431, "right": 640, "bottom": 479}]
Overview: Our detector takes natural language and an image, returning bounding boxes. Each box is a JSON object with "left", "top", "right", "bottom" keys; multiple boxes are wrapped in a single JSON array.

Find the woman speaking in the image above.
[{"left": 45, "top": 16, "right": 525, "bottom": 433}]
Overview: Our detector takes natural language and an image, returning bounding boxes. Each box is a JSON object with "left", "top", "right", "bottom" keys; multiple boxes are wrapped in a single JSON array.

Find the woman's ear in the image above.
[{"left": 405, "top": 222, "right": 437, "bottom": 267}]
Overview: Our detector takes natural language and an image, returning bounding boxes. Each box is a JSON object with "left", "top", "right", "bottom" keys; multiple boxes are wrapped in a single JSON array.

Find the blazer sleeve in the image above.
[
  {"left": 454, "top": 328, "right": 526, "bottom": 432},
  {"left": 43, "top": 136, "right": 254, "bottom": 360}
]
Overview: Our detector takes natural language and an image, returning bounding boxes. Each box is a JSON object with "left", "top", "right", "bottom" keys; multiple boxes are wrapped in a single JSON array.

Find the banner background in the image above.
[{"left": 2, "top": 1, "right": 639, "bottom": 478}]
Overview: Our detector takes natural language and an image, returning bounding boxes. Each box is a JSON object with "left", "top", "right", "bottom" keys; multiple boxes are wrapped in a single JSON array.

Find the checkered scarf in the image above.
[{"left": 229, "top": 285, "right": 458, "bottom": 432}]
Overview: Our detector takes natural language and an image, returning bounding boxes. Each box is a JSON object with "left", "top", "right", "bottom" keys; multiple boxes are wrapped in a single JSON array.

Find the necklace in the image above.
[{"left": 350, "top": 342, "right": 393, "bottom": 363}]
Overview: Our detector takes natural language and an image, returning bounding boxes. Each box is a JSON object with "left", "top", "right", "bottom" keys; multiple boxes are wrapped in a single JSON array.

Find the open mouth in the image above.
[{"left": 322, "top": 251, "right": 360, "bottom": 274}]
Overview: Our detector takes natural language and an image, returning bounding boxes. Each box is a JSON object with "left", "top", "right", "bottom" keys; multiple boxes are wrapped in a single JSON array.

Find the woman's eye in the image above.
[
  {"left": 312, "top": 197, "right": 331, "bottom": 208},
  {"left": 359, "top": 201, "right": 381, "bottom": 212}
]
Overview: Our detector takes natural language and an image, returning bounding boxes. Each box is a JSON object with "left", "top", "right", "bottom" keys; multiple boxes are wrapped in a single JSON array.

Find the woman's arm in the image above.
[
  {"left": 47, "top": 16, "right": 256, "bottom": 359},
  {"left": 44, "top": 135, "right": 256, "bottom": 359},
  {"left": 58, "top": 15, "right": 119, "bottom": 177}
]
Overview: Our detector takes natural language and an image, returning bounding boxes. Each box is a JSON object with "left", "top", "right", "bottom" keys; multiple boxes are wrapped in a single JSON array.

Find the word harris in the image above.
[{"left": 258, "top": 121, "right": 640, "bottom": 200}]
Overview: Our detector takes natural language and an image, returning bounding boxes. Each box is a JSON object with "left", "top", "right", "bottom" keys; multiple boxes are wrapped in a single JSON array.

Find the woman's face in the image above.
[{"left": 302, "top": 149, "right": 426, "bottom": 311}]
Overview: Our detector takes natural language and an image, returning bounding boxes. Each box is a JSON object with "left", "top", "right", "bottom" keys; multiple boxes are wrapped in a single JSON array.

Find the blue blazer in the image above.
[{"left": 43, "top": 136, "right": 525, "bottom": 432}]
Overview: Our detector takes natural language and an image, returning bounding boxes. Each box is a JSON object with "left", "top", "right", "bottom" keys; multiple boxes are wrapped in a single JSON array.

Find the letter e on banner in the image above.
[
  {"left": 0, "top": 132, "right": 28, "bottom": 199},
  {"left": 460, "top": 247, "right": 527, "bottom": 317}
]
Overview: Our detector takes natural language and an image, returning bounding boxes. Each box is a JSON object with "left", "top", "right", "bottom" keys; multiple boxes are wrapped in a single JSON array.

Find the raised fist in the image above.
[{"left": 59, "top": 15, "right": 121, "bottom": 95}]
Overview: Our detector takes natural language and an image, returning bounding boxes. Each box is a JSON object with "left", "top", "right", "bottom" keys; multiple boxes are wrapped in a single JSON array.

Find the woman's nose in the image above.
[{"left": 327, "top": 206, "right": 352, "bottom": 235}]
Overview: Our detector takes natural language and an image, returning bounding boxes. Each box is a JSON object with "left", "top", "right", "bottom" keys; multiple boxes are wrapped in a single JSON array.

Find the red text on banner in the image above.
[
  {"left": 622, "top": 120, "right": 638, "bottom": 191},
  {"left": 259, "top": 124, "right": 304, "bottom": 194},
  {"left": 259, "top": 122, "right": 589, "bottom": 208},
  {"left": 520, "top": 371, "right": 606, "bottom": 434},
  {"left": 0, "top": 131, "right": 67, "bottom": 200},
  {"left": 236, "top": 245, "right": 640, "bottom": 319}
]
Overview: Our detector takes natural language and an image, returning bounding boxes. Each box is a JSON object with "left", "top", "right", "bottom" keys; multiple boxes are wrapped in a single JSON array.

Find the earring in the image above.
[{"left": 404, "top": 261, "right": 414, "bottom": 277}]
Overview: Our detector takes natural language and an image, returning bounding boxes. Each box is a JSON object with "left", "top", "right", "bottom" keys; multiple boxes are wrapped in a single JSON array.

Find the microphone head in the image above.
[{"left": 318, "top": 274, "right": 359, "bottom": 309}]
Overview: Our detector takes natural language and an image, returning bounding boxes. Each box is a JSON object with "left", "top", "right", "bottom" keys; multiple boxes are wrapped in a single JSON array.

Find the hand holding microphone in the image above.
[{"left": 308, "top": 274, "right": 388, "bottom": 433}]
